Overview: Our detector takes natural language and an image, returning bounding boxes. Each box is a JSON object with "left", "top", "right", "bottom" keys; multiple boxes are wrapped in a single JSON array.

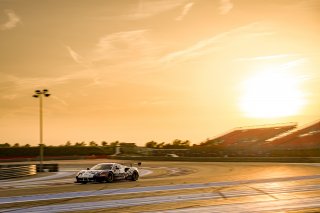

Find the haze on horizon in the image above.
[{"left": 0, "top": 0, "right": 319, "bottom": 146}]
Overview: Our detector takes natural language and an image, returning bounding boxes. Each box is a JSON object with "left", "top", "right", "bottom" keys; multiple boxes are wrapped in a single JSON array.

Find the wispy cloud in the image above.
[
  {"left": 89, "top": 29, "right": 159, "bottom": 67},
  {"left": 160, "top": 23, "right": 269, "bottom": 63},
  {"left": 278, "top": 58, "right": 307, "bottom": 71},
  {"left": 219, "top": 0, "right": 233, "bottom": 15},
  {"left": 236, "top": 54, "right": 300, "bottom": 62},
  {"left": 1, "top": 10, "right": 20, "bottom": 31},
  {"left": 65, "top": 30, "right": 152, "bottom": 67},
  {"left": 175, "top": 2, "right": 194, "bottom": 21},
  {"left": 123, "top": 0, "right": 186, "bottom": 20},
  {"left": 65, "top": 46, "right": 104, "bottom": 86},
  {"left": 66, "top": 29, "right": 162, "bottom": 86},
  {"left": 0, "top": 68, "right": 99, "bottom": 92},
  {"left": 94, "top": 30, "right": 148, "bottom": 59},
  {"left": 66, "top": 46, "right": 84, "bottom": 64},
  {"left": 65, "top": 29, "right": 159, "bottom": 81}
]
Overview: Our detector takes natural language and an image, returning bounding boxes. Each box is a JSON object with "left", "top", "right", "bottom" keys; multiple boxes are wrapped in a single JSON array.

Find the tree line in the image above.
[
  {"left": 145, "top": 139, "right": 191, "bottom": 149},
  {"left": 0, "top": 139, "right": 193, "bottom": 149}
]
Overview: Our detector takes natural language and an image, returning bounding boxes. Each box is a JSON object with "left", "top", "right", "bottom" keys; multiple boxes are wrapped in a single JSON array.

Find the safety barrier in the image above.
[
  {"left": 0, "top": 164, "right": 36, "bottom": 180},
  {"left": 111, "top": 156, "right": 320, "bottom": 163}
]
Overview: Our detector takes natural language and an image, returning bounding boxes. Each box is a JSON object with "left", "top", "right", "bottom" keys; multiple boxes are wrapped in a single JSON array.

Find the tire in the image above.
[
  {"left": 106, "top": 172, "right": 114, "bottom": 183},
  {"left": 131, "top": 171, "right": 139, "bottom": 181}
]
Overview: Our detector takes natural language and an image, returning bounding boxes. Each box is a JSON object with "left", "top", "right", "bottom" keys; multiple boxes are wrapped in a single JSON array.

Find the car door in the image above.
[
  {"left": 113, "top": 164, "right": 126, "bottom": 179},
  {"left": 117, "top": 164, "right": 126, "bottom": 179}
]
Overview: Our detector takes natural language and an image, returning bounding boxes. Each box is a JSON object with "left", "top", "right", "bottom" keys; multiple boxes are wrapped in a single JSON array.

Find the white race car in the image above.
[{"left": 75, "top": 162, "right": 140, "bottom": 184}]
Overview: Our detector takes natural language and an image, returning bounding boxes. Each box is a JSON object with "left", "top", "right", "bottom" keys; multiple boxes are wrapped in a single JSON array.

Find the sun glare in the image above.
[{"left": 240, "top": 67, "right": 306, "bottom": 118}]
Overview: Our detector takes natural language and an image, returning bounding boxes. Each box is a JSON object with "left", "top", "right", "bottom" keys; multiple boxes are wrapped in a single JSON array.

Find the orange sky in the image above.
[{"left": 0, "top": 0, "right": 319, "bottom": 146}]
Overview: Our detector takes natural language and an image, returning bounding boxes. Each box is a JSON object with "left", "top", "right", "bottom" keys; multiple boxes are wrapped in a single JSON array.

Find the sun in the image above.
[{"left": 239, "top": 68, "right": 305, "bottom": 118}]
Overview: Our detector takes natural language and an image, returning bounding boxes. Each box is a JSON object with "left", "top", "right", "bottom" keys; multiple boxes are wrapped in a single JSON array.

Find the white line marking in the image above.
[
  {"left": 1, "top": 174, "right": 320, "bottom": 205},
  {"left": 4, "top": 191, "right": 320, "bottom": 213},
  {"left": 155, "top": 197, "right": 320, "bottom": 213}
]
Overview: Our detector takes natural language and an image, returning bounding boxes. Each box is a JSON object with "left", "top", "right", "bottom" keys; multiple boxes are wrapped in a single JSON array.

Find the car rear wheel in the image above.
[{"left": 106, "top": 172, "right": 114, "bottom": 183}]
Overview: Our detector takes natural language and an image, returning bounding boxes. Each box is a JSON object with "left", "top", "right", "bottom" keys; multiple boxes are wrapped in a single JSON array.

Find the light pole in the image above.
[{"left": 33, "top": 89, "right": 50, "bottom": 172}]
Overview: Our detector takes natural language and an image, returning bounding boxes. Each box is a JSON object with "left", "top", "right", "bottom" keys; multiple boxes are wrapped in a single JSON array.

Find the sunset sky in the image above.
[{"left": 0, "top": 0, "right": 319, "bottom": 146}]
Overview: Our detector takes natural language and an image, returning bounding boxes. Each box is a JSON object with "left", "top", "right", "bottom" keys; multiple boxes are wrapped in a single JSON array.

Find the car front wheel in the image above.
[{"left": 131, "top": 171, "right": 139, "bottom": 181}]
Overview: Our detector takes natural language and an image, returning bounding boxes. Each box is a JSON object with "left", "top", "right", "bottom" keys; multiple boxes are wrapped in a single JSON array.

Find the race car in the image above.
[{"left": 75, "top": 162, "right": 140, "bottom": 184}]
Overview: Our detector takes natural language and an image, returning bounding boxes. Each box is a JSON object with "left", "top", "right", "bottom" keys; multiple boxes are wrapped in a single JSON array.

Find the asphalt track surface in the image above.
[
  {"left": 1, "top": 160, "right": 320, "bottom": 213},
  {"left": 0, "top": 169, "right": 152, "bottom": 190}
]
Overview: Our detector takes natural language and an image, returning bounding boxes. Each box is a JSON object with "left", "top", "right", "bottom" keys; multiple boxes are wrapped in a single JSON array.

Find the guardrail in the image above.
[{"left": 0, "top": 164, "right": 36, "bottom": 180}]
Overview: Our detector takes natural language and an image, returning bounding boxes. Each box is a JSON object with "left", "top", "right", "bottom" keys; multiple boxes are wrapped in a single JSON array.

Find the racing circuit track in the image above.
[{"left": 1, "top": 159, "right": 320, "bottom": 212}]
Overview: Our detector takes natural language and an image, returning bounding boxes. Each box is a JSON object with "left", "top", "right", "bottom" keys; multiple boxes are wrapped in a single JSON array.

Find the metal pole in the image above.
[
  {"left": 33, "top": 89, "right": 50, "bottom": 172},
  {"left": 39, "top": 94, "right": 43, "bottom": 172}
]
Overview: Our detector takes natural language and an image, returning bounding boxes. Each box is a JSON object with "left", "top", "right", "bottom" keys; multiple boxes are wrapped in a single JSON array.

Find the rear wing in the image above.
[{"left": 125, "top": 162, "right": 142, "bottom": 167}]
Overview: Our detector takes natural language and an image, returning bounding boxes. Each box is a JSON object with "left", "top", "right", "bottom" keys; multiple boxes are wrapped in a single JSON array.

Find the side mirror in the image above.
[{"left": 87, "top": 168, "right": 90, "bottom": 170}]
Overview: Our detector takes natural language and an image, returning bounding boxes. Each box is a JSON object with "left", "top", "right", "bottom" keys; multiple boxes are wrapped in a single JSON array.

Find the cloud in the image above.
[
  {"left": 1, "top": 10, "right": 20, "bottom": 31},
  {"left": 63, "top": 29, "right": 161, "bottom": 86},
  {"left": 235, "top": 54, "right": 300, "bottom": 61},
  {"left": 123, "top": 0, "right": 186, "bottom": 20},
  {"left": 160, "top": 23, "right": 268, "bottom": 63},
  {"left": 175, "top": 2, "right": 194, "bottom": 21},
  {"left": 66, "top": 46, "right": 84, "bottom": 64},
  {"left": 219, "top": 0, "right": 233, "bottom": 15},
  {"left": 278, "top": 58, "right": 307, "bottom": 71},
  {"left": 0, "top": 68, "right": 100, "bottom": 92},
  {"left": 91, "top": 30, "right": 154, "bottom": 63}
]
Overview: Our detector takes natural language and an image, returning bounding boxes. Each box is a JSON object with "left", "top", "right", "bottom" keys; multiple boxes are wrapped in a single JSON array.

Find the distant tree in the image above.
[
  {"left": 145, "top": 141, "right": 158, "bottom": 148},
  {"left": 181, "top": 140, "right": 191, "bottom": 147},
  {"left": 156, "top": 142, "right": 165, "bottom": 149},
  {"left": 101, "top": 141, "right": 108, "bottom": 146},
  {"left": 65, "top": 141, "right": 72, "bottom": 146},
  {"left": 162, "top": 139, "right": 191, "bottom": 149},
  {"left": 89, "top": 141, "right": 98, "bottom": 146},
  {"left": 110, "top": 141, "right": 119, "bottom": 147},
  {"left": 0, "top": 143, "right": 11, "bottom": 148},
  {"left": 74, "top": 141, "right": 86, "bottom": 146},
  {"left": 24, "top": 144, "right": 31, "bottom": 147},
  {"left": 172, "top": 139, "right": 182, "bottom": 147},
  {"left": 13, "top": 143, "right": 20, "bottom": 147},
  {"left": 120, "top": 142, "right": 136, "bottom": 147},
  {"left": 162, "top": 143, "right": 171, "bottom": 149}
]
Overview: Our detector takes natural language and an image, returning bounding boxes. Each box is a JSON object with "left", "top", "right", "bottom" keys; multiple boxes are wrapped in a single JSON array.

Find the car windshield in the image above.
[{"left": 90, "top": 164, "right": 113, "bottom": 170}]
